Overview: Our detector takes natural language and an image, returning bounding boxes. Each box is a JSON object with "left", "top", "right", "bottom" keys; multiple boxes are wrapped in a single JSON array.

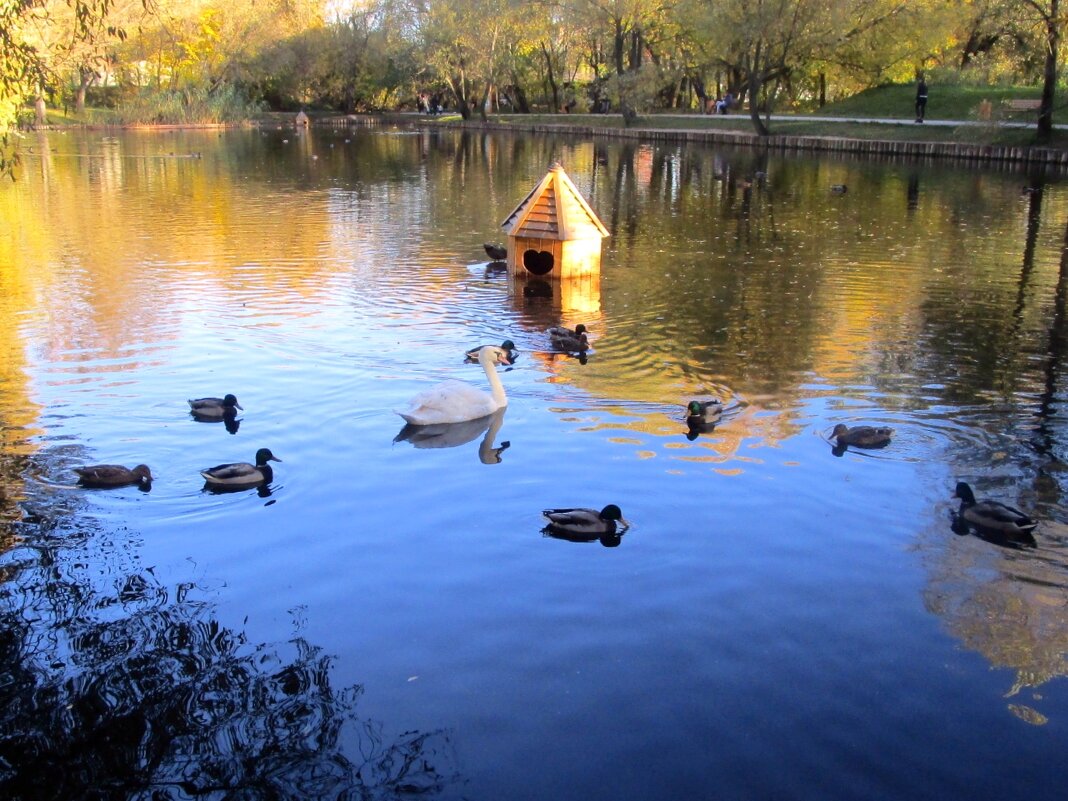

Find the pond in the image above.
[{"left": 1, "top": 125, "right": 1067, "bottom": 800}]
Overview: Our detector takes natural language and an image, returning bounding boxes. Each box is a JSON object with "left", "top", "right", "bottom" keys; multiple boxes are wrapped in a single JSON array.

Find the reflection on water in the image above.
[
  {"left": 2, "top": 127, "right": 1068, "bottom": 797},
  {"left": 394, "top": 408, "right": 511, "bottom": 464},
  {"left": 0, "top": 483, "right": 457, "bottom": 798}
]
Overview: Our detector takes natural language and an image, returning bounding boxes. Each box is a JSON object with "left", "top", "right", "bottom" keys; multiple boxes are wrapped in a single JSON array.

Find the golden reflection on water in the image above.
[{"left": 923, "top": 525, "right": 1068, "bottom": 717}]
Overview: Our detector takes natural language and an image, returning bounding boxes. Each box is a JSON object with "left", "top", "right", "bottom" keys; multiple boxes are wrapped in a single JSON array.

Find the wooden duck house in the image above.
[{"left": 501, "top": 163, "right": 609, "bottom": 282}]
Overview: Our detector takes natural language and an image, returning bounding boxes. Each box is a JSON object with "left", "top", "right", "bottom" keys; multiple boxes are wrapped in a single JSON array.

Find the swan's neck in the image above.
[{"left": 480, "top": 351, "right": 508, "bottom": 409}]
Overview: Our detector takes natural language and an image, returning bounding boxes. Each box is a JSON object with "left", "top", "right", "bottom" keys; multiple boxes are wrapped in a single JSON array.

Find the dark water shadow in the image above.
[
  {"left": 541, "top": 525, "right": 624, "bottom": 548},
  {"left": 0, "top": 494, "right": 461, "bottom": 799}
]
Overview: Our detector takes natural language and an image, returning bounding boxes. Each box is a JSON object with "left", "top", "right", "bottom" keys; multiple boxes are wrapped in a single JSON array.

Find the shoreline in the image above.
[
  {"left": 445, "top": 118, "right": 1068, "bottom": 168},
  {"left": 24, "top": 112, "right": 1068, "bottom": 167}
]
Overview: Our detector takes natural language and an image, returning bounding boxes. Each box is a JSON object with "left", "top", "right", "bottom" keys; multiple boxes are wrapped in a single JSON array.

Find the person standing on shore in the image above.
[{"left": 915, "top": 76, "right": 928, "bottom": 123}]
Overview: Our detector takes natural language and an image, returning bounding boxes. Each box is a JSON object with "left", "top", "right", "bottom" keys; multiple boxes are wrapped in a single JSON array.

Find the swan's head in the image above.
[{"left": 478, "top": 345, "right": 512, "bottom": 365}]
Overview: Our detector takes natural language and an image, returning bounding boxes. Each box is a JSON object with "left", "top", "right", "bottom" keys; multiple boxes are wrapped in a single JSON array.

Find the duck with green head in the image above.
[
  {"left": 465, "top": 339, "right": 516, "bottom": 363},
  {"left": 201, "top": 448, "right": 281, "bottom": 488},
  {"left": 686, "top": 400, "right": 723, "bottom": 437}
]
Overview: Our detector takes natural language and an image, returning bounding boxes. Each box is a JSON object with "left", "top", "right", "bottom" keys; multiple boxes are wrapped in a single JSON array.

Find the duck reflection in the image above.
[
  {"left": 191, "top": 411, "right": 242, "bottom": 434},
  {"left": 203, "top": 480, "right": 275, "bottom": 498},
  {"left": 393, "top": 407, "right": 511, "bottom": 464},
  {"left": 542, "top": 526, "right": 625, "bottom": 548},
  {"left": 951, "top": 513, "right": 1037, "bottom": 550}
]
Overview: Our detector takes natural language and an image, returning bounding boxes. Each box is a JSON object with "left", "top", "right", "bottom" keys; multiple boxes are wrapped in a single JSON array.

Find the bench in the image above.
[{"left": 1006, "top": 98, "right": 1041, "bottom": 112}]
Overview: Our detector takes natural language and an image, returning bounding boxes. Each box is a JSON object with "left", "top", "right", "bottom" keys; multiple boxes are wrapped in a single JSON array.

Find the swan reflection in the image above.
[{"left": 394, "top": 408, "right": 511, "bottom": 464}]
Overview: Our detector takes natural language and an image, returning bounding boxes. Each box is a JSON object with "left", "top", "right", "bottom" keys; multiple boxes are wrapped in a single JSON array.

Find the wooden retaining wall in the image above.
[{"left": 448, "top": 120, "right": 1068, "bottom": 168}]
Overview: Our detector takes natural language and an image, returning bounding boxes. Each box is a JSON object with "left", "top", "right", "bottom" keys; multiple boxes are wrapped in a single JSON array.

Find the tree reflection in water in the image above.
[{"left": 0, "top": 506, "right": 458, "bottom": 799}]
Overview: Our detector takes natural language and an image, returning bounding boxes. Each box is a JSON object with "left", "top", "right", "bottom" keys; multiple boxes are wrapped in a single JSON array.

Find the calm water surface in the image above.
[{"left": 2, "top": 126, "right": 1067, "bottom": 799}]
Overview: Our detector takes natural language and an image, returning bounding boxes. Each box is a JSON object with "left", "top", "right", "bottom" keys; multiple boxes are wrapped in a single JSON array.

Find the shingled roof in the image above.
[{"left": 500, "top": 163, "right": 609, "bottom": 241}]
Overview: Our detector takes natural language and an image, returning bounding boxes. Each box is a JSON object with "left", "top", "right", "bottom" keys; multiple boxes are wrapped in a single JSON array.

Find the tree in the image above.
[
  {"left": 1, "top": 0, "right": 121, "bottom": 176},
  {"left": 1017, "top": 0, "right": 1060, "bottom": 140},
  {"left": 689, "top": 0, "right": 913, "bottom": 135}
]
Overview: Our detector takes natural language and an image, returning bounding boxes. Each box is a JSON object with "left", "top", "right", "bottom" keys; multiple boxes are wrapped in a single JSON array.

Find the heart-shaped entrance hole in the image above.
[{"left": 523, "top": 249, "right": 555, "bottom": 276}]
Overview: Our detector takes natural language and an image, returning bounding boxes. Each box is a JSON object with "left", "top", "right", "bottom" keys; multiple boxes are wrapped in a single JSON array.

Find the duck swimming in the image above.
[
  {"left": 549, "top": 330, "right": 589, "bottom": 353},
  {"left": 188, "top": 394, "right": 243, "bottom": 417},
  {"left": 75, "top": 464, "right": 153, "bottom": 488},
  {"left": 954, "top": 482, "right": 1037, "bottom": 538},
  {"left": 546, "top": 323, "right": 587, "bottom": 339},
  {"left": 465, "top": 339, "right": 516, "bottom": 363},
  {"left": 484, "top": 243, "right": 507, "bottom": 261},
  {"left": 686, "top": 400, "right": 722, "bottom": 425},
  {"left": 396, "top": 345, "right": 511, "bottom": 426},
  {"left": 201, "top": 448, "right": 281, "bottom": 487},
  {"left": 831, "top": 424, "right": 893, "bottom": 449},
  {"left": 541, "top": 505, "right": 629, "bottom": 536}
]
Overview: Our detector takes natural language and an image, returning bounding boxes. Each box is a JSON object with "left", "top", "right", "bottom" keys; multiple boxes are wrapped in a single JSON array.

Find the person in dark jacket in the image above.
[{"left": 915, "top": 77, "right": 928, "bottom": 123}]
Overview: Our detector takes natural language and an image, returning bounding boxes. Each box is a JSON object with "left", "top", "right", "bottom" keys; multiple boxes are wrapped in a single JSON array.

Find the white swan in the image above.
[{"left": 396, "top": 346, "right": 511, "bottom": 425}]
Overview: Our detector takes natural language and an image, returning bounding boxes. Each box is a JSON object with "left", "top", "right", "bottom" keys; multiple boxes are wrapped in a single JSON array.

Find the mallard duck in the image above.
[
  {"left": 549, "top": 331, "right": 589, "bottom": 353},
  {"left": 396, "top": 345, "right": 511, "bottom": 425},
  {"left": 685, "top": 400, "right": 723, "bottom": 438},
  {"left": 831, "top": 184, "right": 848, "bottom": 194},
  {"left": 831, "top": 424, "right": 893, "bottom": 449},
  {"left": 74, "top": 463, "right": 152, "bottom": 488},
  {"left": 201, "top": 448, "right": 281, "bottom": 487},
  {"left": 188, "top": 394, "right": 243, "bottom": 417},
  {"left": 541, "top": 505, "right": 629, "bottom": 536},
  {"left": 546, "top": 323, "right": 587, "bottom": 339},
  {"left": 465, "top": 339, "right": 516, "bottom": 363},
  {"left": 484, "top": 243, "right": 507, "bottom": 261},
  {"left": 954, "top": 482, "right": 1037, "bottom": 537}
]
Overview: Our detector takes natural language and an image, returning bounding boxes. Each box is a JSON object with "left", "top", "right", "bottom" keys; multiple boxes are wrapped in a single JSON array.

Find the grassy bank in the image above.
[
  {"left": 27, "top": 83, "right": 1068, "bottom": 150},
  {"left": 471, "top": 111, "right": 1068, "bottom": 148}
]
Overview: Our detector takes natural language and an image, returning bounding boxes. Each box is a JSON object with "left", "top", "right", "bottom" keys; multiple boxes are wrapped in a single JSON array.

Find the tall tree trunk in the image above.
[
  {"left": 1037, "top": 0, "right": 1058, "bottom": 141},
  {"left": 629, "top": 29, "right": 643, "bottom": 71},
  {"left": 541, "top": 42, "right": 560, "bottom": 112},
  {"left": 447, "top": 70, "right": 471, "bottom": 120},
  {"left": 34, "top": 93, "right": 46, "bottom": 126},
  {"left": 745, "top": 50, "right": 769, "bottom": 136},
  {"left": 818, "top": 72, "right": 826, "bottom": 107},
  {"left": 509, "top": 73, "right": 531, "bottom": 113},
  {"left": 613, "top": 18, "right": 625, "bottom": 75},
  {"left": 76, "top": 68, "right": 92, "bottom": 114},
  {"left": 692, "top": 74, "right": 708, "bottom": 112}
]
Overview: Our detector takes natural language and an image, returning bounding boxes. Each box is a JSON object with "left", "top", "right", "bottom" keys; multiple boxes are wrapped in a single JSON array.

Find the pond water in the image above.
[{"left": 2, "top": 125, "right": 1067, "bottom": 799}]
